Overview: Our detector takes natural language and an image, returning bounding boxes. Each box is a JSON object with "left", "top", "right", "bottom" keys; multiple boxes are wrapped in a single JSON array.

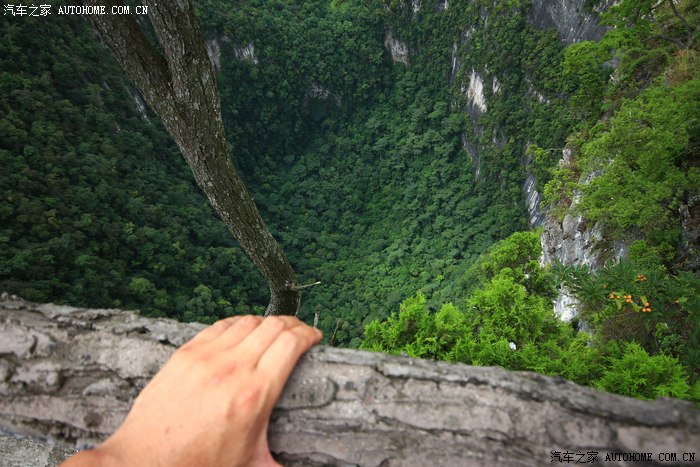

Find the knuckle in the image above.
[
  {"left": 210, "top": 317, "right": 234, "bottom": 331},
  {"left": 227, "top": 384, "right": 264, "bottom": 416},
  {"left": 238, "top": 315, "right": 261, "bottom": 328},
  {"left": 277, "top": 329, "right": 300, "bottom": 348},
  {"left": 265, "top": 316, "right": 286, "bottom": 331}
]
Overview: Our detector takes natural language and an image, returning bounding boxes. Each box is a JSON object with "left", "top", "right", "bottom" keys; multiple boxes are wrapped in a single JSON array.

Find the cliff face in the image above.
[
  {"left": 2, "top": 295, "right": 700, "bottom": 466},
  {"left": 538, "top": 150, "right": 628, "bottom": 321},
  {"left": 528, "top": 0, "right": 615, "bottom": 44},
  {"left": 448, "top": 0, "right": 616, "bottom": 313},
  {"left": 524, "top": 0, "right": 617, "bottom": 320},
  {"left": 429, "top": 0, "right": 620, "bottom": 320}
]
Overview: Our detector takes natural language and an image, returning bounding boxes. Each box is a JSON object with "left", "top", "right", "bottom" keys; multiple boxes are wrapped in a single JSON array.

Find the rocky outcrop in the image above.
[
  {"left": 411, "top": 0, "right": 421, "bottom": 15},
  {"left": 304, "top": 83, "right": 342, "bottom": 108},
  {"left": 540, "top": 150, "right": 628, "bottom": 321},
  {"left": 523, "top": 171, "right": 545, "bottom": 228},
  {"left": 2, "top": 295, "right": 700, "bottom": 466},
  {"left": 124, "top": 86, "right": 149, "bottom": 123},
  {"left": 528, "top": 0, "right": 615, "bottom": 44},
  {"left": 234, "top": 42, "right": 259, "bottom": 64},
  {"left": 384, "top": 30, "right": 410, "bottom": 65},
  {"left": 205, "top": 38, "right": 222, "bottom": 71},
  {"left": 464, "top": 69, "right": 487, "bottom": 115},
  {"left": 0, "top": 434, "right": 75, "bottom": 467},
  {"left": 679, "top": 195, "right": 700, "bottom": 271}
]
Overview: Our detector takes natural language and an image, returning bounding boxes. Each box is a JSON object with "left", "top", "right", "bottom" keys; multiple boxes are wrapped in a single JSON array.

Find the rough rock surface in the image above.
[
  {"left": 1, "top": 294, "right": 699, "bottom": 466},
  {"left": 384, "top": 30, "right": 409, "bottom": 65},
  {"left": 205, "top": 38, "right": 221, "bottom": 71},
  {"left": 539, "top": 150, "right": 629, "bottom": 321},
  {"left": 234, "top": 42, "right": 258, "bottom": 64},
  {"left": 0, "top": 434, "right": 75, "bottom": 467},
  {"left": 523, "top": 163, "right": 545, "bottom": 228},
  {"left": 529, "top": 0, "right": 615, "bottom": 44},
  {"left": 679, "top": 196, "right": 700, "bottom": 271}
]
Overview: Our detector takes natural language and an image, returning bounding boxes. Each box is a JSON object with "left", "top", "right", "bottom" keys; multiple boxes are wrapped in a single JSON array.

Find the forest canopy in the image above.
[{"left": 1, "top": 0, "right": 698, "bottom": 402}]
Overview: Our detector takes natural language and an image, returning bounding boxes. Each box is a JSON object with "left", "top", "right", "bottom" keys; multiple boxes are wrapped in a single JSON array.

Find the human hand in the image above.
[{"left": 62, "top": 315, "right": 322, "bottom": 467}]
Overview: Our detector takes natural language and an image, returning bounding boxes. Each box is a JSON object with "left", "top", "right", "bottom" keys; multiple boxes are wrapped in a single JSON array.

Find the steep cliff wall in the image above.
[
  {"left": 444, "top": 0, "right": 617, "bottom": 221},
  {"left": 539, "top": 150, "right": 629, "bottom": 321},
  {"left": 2, "top": 295, "right": 699, "bottom": 466},
  {"left": 522, "top": 0, "right": 616, "bottom": 232},
  {"left": 529, "top": 0, "right": 615, "bottom": 44},
  {"left": 526, "top": 0, "right": 621, "bottom": 319}
]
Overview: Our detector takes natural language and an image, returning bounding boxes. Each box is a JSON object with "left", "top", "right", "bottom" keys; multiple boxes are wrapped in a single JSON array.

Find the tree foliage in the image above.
[
  {"left": 3, "top": 0, "right": 698, "bottom": 402},
  {"left": 363, "top": 232, "right": 698, "bottom": 403}
]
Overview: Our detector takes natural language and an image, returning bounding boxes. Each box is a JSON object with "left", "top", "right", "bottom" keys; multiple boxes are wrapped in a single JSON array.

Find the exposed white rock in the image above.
[
  {"left": 533, "top": 90, "right": 550, "bottom": 104},
  {"left": 540, "top": 149, "right": 628, "bottom": 321},
  {"left": 553, "top": 287, "right": 579, "bottom": 322},
  {"left": 523, "top": 172, "right": 544, "bottom": 227},
  {"left": 528, "top": 0, "right": 616, "bottom": 44},
  {"left": 234, "top": 42, "right": 258, "bottom": 64},
  {"left": 125, "top": 87, "right": 149, "bottom": 122},
  {"left": 464, "top": 70, "right": 487, "bottom": 113},
  {"left": 384, "top": 30, "right": 409, "bottom": 65},
  {"left": 450, "top": 42, "right": 460, "bottom": 83},
  {"left": 463, "top": 26, "right": 476, "bottom": 41},
  {"left": 436, "top": 0, "right": 448, "bottom": 11},
  {"left": 304, "top": 83, "right": 341, "bottom": 107},
  {"left": 206, "top": 38, "right": 221, "bottom": 71},
  {"left": 411, "top": 0, "right": 420, "bottom": 14},
  {"left": 679, "top": 197, "right": 700, "bottom": 270},
  {"left": 492, "top": 76, "right": 501, "bottom": 94}
]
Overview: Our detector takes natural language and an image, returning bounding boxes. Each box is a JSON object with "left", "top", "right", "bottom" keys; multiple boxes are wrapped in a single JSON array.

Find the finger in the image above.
[
  {"left": 182, "top": 316, "right": 243, "bottom": 349},
  {"left": 233, "top": 316, "right": 305, "bottom": 363},
  {"left": 211, "top": 315, "right": 264, "bottom": 350},
  {"left": 255, "top": 324, "right": 322, "bottom": 404}
]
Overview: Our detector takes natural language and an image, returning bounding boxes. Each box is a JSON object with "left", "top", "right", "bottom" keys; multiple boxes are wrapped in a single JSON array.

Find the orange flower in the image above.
[{"left": 609, "top": 293, "right": 615, "bottom": 299}]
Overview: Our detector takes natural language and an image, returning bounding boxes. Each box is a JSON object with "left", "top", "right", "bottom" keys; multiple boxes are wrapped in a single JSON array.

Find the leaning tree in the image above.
[{"left": 78, "top": 0, "right": 307, "bottom": 315}]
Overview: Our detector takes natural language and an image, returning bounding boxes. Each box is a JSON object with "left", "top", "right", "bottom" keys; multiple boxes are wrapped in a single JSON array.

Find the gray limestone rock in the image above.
[
  {"left": 528, "top": 0, "right": 616, "bottom": 44},
  {"left": 1, "top": 295, "right": 699, "bottom": 466}
]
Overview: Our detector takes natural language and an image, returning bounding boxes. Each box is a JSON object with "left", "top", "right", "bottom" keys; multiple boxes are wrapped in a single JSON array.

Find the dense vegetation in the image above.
[
  {"left": 199, "top": 0, "right": 572, "bottom": 344},
  {"left": 363, "top": 0, "right": 700, "bottom": 402},
  {"left": 362, "top": 231, "right": 700, "bottom": 401},
  {"left": 1, "top": 10, "right": 267, "bottom": 321},
  {"left": 1, "top": 0, "right": 698, "bottom": 402}
]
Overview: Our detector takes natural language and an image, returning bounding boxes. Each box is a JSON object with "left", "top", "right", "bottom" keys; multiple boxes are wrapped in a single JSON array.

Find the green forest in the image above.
[{"left": 1, "top": 0, "right": 698, "bottom": 403}]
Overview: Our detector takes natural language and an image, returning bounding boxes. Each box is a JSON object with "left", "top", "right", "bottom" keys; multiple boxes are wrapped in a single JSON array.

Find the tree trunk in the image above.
[
  {"left": 2, "top": 295, "right": 699, "bottom": 466},
  {"left": 77, "top": 0, "right": 299, "bottom": 315}
]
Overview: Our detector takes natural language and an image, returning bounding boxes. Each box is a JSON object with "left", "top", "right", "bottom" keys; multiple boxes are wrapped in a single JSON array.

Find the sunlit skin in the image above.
[{"left": 61, "top": 315, "right": 322, "bottom": 467}]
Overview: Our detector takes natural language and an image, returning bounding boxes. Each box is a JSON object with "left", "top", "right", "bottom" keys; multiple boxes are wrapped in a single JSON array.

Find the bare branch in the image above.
[{"left": 290, "top": 281, "right": 322, "bottom": 292}]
